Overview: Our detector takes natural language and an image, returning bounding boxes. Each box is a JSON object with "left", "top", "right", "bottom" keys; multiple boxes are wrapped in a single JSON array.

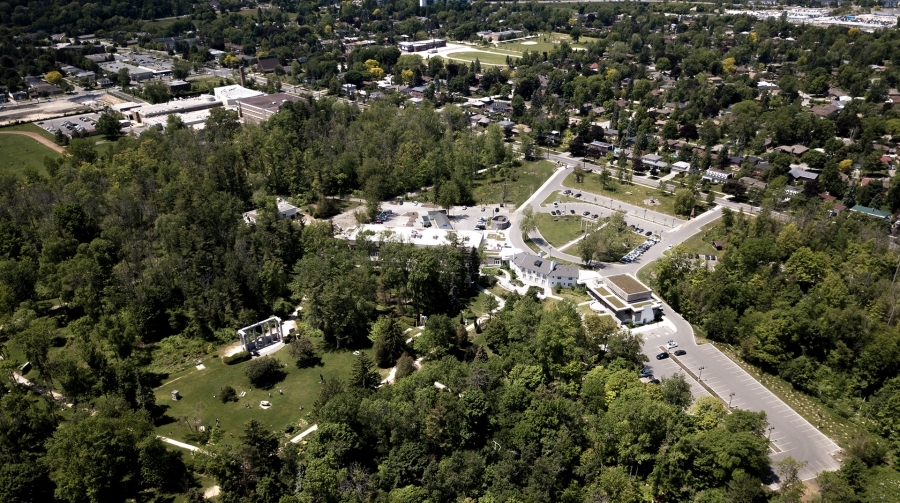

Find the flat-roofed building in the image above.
[
  {"left": 213, "top": 84, "right": 265, "bottom": 106},
  {"left": 586, "top": 274, "right": 662, "bottom": 325},
  {"left": 236, "top": 93, "right": 301, "bottom": 124}
]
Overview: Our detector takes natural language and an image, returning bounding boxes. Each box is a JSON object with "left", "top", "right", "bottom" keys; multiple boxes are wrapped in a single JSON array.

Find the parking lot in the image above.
[
  {"left": 39, "top": 112, "right": 101, "bottom": 137},
  {"left": 639, "top": 319, "right": 842, "bottom": 482},
  {"left": 371, "top": 202, "right": 514, "bottom": 232}
]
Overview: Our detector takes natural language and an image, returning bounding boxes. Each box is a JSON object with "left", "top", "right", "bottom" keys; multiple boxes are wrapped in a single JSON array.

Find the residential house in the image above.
[
  {"left": 789, "top": 164, "right": 819, "bottom": 183},
  {"left": 703, "top": 167, "right": 732, "bottom": 182},
  {"left": 641, "top": 153, "right": 668, "bottom": 170},
  {"left": 257, "top": 56, "right": 282, "bottom": 73},
  {"left": 507, "top": 252, "right": 580, "bottom": 288},
  {"left": 811, "top": 104, "right": 839, "bottom": 118},
  {"left": 671, "top": 161, "right": 691, "bottom": 173},
  {"left": 777, "top": 144, "right": 810, "bottom": 157},
  {"left": 586, "top": 140, "right": 613, "bottom": 157}
]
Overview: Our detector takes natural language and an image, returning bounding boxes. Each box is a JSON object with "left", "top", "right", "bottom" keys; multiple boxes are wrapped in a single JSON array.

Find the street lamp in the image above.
[
  {"left": 767, "top": 426, "right": 775, "bottom": 440},
  {"left": 698, "top": 366, "right": 705, "bottom": 380},
  {"left": 728, "top": 392, "right": 736, "bottom": 408}
]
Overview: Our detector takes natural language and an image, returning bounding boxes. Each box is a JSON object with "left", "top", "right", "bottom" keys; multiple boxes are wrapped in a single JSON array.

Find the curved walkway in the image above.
[{"left": 0, "top": 130, "right": 66, "bottom": 154}]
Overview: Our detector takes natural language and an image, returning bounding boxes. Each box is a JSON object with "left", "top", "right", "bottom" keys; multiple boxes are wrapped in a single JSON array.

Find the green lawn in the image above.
[
  {"left": 473, "top": 160, "right": 556, "bottom": 208},
  {"left": 3, "top": 122, "right": 56, "bottom": 140},
  {"left": 496, "top": 32, "right": 596, "bottom": 56},
  {"left": 153, "top": 344, "right": 380, "bottom": 446},
  {"left": 0, "top": 129, "right": 60, "bottom": 177},
  {"left": 442, "top": 51, "right": 511, "bottom": 66},
  {"left": 672, "top": 220, "right": 723, "bottom": 257},
  {"left": 534, "top": 212, "right": 592, "bottom": 248},
  {"left": 562, "top": 172, "right": 683, "bottom": 218}
]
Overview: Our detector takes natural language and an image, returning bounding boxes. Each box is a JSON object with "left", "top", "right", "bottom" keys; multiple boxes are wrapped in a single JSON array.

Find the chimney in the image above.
[{"left": 239, "top": 65, "right": 246, "bottom": 87}]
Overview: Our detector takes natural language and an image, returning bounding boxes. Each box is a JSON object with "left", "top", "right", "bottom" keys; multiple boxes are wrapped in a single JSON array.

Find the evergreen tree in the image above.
[{"left": 350, "top": 353, "right": 381, "bottom": 390}]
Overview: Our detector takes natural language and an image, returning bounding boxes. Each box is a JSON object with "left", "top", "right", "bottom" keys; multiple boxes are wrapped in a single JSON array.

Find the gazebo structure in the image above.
[{"left": 238, "top": 316, "right": 284, "bottom": 352}]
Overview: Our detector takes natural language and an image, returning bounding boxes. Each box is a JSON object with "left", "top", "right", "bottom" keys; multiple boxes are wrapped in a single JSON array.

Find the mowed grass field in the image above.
[
  {"left": 535, "top": 212, "right": 593, "bottom": 248},
  {"left": 473, "top": 160, "right": 557, "bottom": 208},
  {"left": 441, "top": 51, "right": 511, "bottom": 66},
  {"left": 154, "top": 344, "right": 383, "bottom": 445},
  {"left": 0, "top": 126, "right": 61, "bottom": 177},
  {"left": 495, "top": 32, "right": 597, "bottom": 55}
]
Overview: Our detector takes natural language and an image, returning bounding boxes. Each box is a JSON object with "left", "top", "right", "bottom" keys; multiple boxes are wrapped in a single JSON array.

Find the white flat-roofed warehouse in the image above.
[
  {"left": 214, "top": 85, "right": 266, "bottom": 106},
  {"left": 128, "top": 95, "right": 221, "bottom": 123}
]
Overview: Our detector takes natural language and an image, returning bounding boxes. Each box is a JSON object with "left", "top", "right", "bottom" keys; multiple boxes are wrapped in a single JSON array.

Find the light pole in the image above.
[
  {"left": 728, "top": 392, "right": 735, "bottom": 408},
  {"left": 698, "top": 366, "right": 705, "bottom": 381},
  {"left": 767, "top": 426, "right": 775, "bottom": 440}
]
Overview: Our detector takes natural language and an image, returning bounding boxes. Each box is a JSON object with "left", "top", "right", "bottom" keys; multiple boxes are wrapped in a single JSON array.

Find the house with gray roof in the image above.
[{"left": 507, "top": 252, "right": 579, "bottom": 288}]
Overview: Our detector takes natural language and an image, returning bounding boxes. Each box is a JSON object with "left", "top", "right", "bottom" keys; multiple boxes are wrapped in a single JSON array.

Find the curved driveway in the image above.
[{"left": 506, "top": 164, "right": 842, "bottom": 481}]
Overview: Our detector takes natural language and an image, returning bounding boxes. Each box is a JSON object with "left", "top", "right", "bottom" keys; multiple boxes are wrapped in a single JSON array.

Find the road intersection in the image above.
[{"left": 506, "top": 163, "right": 842, "bottom": 481}]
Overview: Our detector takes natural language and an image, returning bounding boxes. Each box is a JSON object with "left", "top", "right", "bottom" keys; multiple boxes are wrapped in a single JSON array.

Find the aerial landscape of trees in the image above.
[{"left": 2, "top": 0, "right": 900, "bottom": 500}]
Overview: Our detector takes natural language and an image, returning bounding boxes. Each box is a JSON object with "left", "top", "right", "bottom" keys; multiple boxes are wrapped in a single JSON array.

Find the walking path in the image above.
[
  {"left": 289, "top": 424, "right": 319, "bottom": 443},
  {"left": 0, "top": 130, "right": 66, "bottom": 153},
  {"left": 158, "top": 436, "right": 203, "bottom": 452}
]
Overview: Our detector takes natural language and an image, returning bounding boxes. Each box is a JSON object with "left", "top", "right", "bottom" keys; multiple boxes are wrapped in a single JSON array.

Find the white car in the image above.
[
  {"left": 413, "top": 201, "right": 419, "bottom": 206},
  {"left": 666, "top": 341, "right": 678, "bottom": 349},
  {"left": 667, "top": 245, "right": 673, "bottom": 250}
]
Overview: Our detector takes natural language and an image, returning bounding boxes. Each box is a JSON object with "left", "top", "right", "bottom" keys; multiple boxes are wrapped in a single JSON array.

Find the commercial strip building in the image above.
[
  {"left": 586, "top": 274, "right": 663, "bottom": 325},
  {"left": 398, "top": 39, "right": 446, "bottom": 52}
]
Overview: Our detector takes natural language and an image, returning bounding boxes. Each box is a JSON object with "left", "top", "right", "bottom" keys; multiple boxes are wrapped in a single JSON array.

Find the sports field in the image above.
[{"left": 0, "top": 126, "right": 62, "bottom": 176}]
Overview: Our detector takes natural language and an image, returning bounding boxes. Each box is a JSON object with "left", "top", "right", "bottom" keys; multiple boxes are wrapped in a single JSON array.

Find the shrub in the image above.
[
  {"left": 395, "top": 352, "right": 416, "bottom": 380},
  {"left": 224, "top": 351, "right": 250, "bottom": 365},
  {"left": 219, "top": 386, "right": 238, "bottom": 403},
  {"left": 244, "top": 356, "right": 285, "bottom": 386}
]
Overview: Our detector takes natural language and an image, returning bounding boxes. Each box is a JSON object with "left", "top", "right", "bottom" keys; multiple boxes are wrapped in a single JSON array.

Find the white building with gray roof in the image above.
[{"left": 507, "top": 252, "right": 579, "bottom": 288}]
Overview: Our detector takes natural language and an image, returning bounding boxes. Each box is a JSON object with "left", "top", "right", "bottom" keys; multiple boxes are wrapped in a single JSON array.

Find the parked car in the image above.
[
  {"left": 656, "top": 352, "right": 669, "bottom": 360},
  {"left": 666, "top": 341, "right": 678, "bottom": 349},
  {"left": 639, "top": 368, "right": 653, "bottom": 377},
  {"left": 592, "top": 214, "right": 598, "bottom": 218},
  {"left": 582, "top": 211, "right": 590, "bottom": 216},
  {"left": 373, "top": 219, "right": 383, "bottom": 224},
  {"left": 645, "top": 231, "right": 653, "bottom": 236},
  {"left": 649, "top": 378, "right": 660, "bottom": 384},
  {"left": 570, "top": 209, "right": 575, "bottom": 214},
  {"left": 553, "top": 202, "right": 558, "bottom": 207},
  {"left": 674, "top": 350, "right": 686, "bottom": 356},
  {"left": 574, "top": 193, "right": 581, "bottom": 198},
  {"left": 563, "top": 189, "right": 571, "bottom": 195}
]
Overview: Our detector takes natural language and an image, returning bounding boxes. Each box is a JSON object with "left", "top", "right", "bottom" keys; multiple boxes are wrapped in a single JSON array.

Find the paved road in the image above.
[{"left": 505, "top": 166, "right": 841, "bottom": 481}]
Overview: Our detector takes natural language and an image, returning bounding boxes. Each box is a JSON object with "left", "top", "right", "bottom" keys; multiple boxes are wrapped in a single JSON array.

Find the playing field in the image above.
[
  {"left": 442, "top": 51, "right": 511, "bottom": 66},
  {"left": 0, "top": 128, "right": 61, "bottom": 176},
  {"left": 496, "top": 32, "right": 596, "bottom": 55}
]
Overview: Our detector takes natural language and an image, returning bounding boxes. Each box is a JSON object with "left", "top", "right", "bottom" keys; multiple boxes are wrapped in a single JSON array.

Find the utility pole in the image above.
[
  {"left": 767, "top": 426, "right": 775, "bottom": 440},
  {"left": 728, "top": 392, "right": 735, "bottom": 408},
  {"left": 698, "top": 366, "right": 705, "bottom": 381}
]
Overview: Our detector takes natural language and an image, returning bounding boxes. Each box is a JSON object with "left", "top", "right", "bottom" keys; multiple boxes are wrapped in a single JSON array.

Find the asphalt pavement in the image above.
[{"left": 506, "top": 164, "right": 841, "bottom": 481}]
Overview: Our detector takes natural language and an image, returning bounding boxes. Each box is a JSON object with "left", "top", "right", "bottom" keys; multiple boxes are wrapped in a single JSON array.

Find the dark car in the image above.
[
  {"left": 582, "top": 211, "right": 590, "bottom": 216},
  {"left": 373, "top": 219, "right": 383, "bottom": 224},
  {"left": 656, "top": 352, "right": 669, "bottom": 360},
  {"left": 592, "top": 214, "right": 598, "bottom": 218},
  {"left": 674, "top": 350, "right": 686, "bottom": 356},
  {"left": 645, "top": 231, "right": 653, "bottom": 236},
  {"left": 649, "top": 378, "right": 660, "bottom": 384},
  {"left": 639, "top": 368, "right": 653, "bottom": 377},
  {"left": 570, "top": 209, "right": 575, "bottom": 214},
  {"left": 574, "top": 193, "right": 582, "bottom": 198}
]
